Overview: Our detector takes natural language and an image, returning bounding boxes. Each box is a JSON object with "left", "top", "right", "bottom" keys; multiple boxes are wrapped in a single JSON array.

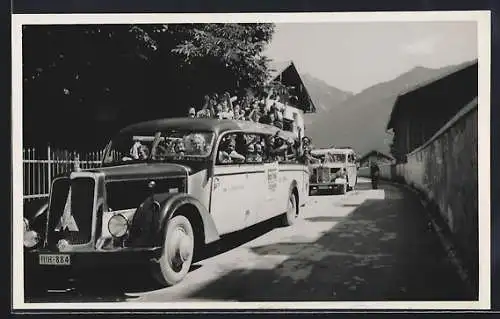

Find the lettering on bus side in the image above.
[{"left": 268, "top": 168, "right": 278, "bottom": 191}]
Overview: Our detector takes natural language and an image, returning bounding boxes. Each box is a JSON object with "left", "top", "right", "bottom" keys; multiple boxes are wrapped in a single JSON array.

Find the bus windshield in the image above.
[
  {"left": 311, "top": 151, "right": 346, "bottom": 164},
  {"left": 103, "top": 130, "right": 215, "bottom": 165},
  {"left": 329, "top": 153, "right": 346, "bottom": 163}
]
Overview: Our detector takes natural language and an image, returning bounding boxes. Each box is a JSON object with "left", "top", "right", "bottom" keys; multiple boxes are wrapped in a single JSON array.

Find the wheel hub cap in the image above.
[
  {"left": 169, "top": 227, "right": 193, "bottom": 269},
  {"left": 178, "top": 234, "right": 193, "bottom": 261}
]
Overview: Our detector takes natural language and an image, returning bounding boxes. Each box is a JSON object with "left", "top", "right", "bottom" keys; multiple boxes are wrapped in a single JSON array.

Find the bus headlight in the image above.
[
  {"left": 24, "top": 230, "right": 40, "bottom": 248},
  {"left": 108, "top": 214, "right": 129, "bottom": 238}
]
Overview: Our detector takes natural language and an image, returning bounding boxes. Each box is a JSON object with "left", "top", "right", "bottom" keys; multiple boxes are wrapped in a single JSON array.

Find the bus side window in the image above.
[
  {"left": 244, "top": 133, "right": 264, "bottom": 164},
  {"left": 217, "top": 133, "right": 245, "bottom": 165},
  {"left": 260, "top": 134, "right": 272, "bottom": 163}
]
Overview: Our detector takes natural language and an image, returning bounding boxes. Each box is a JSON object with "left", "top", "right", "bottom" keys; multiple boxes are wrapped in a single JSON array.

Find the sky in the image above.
[{"left": 263, "top": 21, "right": 478, "bottom": 94}]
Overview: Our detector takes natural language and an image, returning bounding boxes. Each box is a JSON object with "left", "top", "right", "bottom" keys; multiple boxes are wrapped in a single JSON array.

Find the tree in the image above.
[
  {"left": 22, "top": 23, "right": 276, "bottom": 151},
  {"left": 171, "top": 23, "right": 274, "bottom": 94}
]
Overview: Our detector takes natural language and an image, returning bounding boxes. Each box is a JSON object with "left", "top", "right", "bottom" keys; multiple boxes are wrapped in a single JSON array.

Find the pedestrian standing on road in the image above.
[{"left": 370, "top": 161, "right": 380, "bottom": 189}]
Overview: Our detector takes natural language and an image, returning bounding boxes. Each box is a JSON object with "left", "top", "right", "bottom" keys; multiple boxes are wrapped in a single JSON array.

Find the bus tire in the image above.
[
  {"left": 282, "top": 190, "right": 299, "bottom": 226},
  {"left": 152, "top": 215, "right": 195, "bottom": 287}
]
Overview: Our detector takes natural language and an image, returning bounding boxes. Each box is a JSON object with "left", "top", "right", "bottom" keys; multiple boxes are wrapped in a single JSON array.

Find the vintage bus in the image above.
[
  {"left": 23, "top": 118, "right": 309, "bottom": 288},
  {"left": 309, "top": 147, "right": 358, "bottom": 195}
]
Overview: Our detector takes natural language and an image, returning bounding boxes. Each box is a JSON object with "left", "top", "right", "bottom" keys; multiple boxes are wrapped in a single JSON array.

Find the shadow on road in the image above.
[
  {"left": 196, "top": 215, "right": 284, "bottom": 262},
  {"left": 184, "top": 183, "right": 473, "bottom": 302},
  {"left": 353, "top": 181, "right": 375, "bottom": 191},
  {"left": 26, "top": 182, "right": 473, "bottom": 303},
  {"left": 305, "top": 216, "right": 347, "bottom": 223},
  {"left": 26, "top": 213, "right": 285, "bottom": 302}
]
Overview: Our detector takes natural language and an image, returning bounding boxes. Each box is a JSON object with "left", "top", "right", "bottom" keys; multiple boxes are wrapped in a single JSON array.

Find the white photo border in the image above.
[{"left": 11, "top": 10, "right": 491, "bottom": 311}]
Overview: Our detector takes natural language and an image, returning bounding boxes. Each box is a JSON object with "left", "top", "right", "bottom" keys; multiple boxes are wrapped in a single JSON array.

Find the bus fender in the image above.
[
  {"left": 126, "top": 193, "right": 220, "bottom": 248},
  {"left": 156, "top": 193, "right": 220, "bottom": 245}
]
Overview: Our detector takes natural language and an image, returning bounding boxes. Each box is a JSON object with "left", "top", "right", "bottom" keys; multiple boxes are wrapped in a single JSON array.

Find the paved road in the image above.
[{"left": 27, "top": 178, "right": 471, "bottom": 302}]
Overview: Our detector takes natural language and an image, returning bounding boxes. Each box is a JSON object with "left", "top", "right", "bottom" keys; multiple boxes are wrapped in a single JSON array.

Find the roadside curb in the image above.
[{"left": 383, "top": 180, "right": 476, "bottom": 299}]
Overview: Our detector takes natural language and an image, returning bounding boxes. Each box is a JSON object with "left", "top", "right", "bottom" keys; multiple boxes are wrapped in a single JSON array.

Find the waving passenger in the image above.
[
  {"left": 130, "top": 139, "right": 149, "bottom": 160},
  {"left": 196, "top": 95, "right": 214, "bottom": 118},
  {"left": 218, "top": 139, "right": 245, "bottom": 164}
]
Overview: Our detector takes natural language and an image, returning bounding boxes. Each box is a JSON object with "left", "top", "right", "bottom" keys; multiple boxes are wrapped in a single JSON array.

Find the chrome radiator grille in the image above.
[
  {"left": 317, "top": 167, "right": 331, "bottom": 183},
  {"left": 47, "top": 177, "right": 95, "bottom": 246}
]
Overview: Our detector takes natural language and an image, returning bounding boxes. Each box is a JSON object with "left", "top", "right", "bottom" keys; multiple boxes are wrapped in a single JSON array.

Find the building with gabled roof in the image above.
[
  {"left": 386, "top": 59, "right": 478, "bottom": 162},
  {"left": 267, "top": 60, "right": 317, "bottom": 114},
  {"left": 359, "top": 150, "right": 395, "bottom": 167}
]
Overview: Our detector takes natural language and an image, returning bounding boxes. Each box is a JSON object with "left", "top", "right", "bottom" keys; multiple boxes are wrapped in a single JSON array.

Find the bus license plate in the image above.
[{"left": 39, "top": 254, "right": 71, "bottom": 266}]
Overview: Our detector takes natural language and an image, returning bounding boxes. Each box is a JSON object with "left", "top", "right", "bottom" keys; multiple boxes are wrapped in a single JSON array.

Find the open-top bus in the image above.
[
  {"left": 309, "top": 147, "right": 358, "bottom": 195},
  {"left": 23, "top": 118, "right": 309, "bottom": 288}
]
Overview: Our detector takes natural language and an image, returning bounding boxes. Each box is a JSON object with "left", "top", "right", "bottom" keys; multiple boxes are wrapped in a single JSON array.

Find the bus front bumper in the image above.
[
  {"left": 309, "top": 179, "right": 346, "bottom": 194},
  {"left": 24, "top": 247, "right": 161, "bottom": 275}
]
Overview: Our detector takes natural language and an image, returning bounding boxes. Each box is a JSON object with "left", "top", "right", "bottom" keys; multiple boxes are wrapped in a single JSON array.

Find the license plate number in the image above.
[
  {"left": 39, "top": 254, "right": 71, "bottom": 266},
  {"left": 318, "top": 185, "right": 329, "bottom": 189}
]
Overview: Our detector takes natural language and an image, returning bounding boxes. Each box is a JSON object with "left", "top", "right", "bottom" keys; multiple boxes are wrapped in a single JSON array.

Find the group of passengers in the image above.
[
  {"left": 187, "top": 89, "right": 289, "bottom": 130},
  {"left": 125, "top": 132, "right": 321, "bottom": 167},
  {"left": 126, "top": 133, "right": 206, "bottom": 161},
  {"left": 217, "top": 132, "right": 301, "bottom": 165}
]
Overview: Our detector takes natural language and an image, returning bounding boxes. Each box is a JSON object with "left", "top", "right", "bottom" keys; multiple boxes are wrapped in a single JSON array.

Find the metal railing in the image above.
[{"left": 23, "top": 145, "right": 104, "bottom": 201}]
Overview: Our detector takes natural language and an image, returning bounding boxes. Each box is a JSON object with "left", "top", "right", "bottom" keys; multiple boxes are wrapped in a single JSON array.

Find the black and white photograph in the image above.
[{"left": 12, "top": 11, "right": 490, "bottom": 310}]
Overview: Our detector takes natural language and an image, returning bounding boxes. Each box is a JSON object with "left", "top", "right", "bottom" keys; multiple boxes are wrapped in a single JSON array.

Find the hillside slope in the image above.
[
  {"left": 300, "top": 73, "right": 353, "bottom": 126},
  {"left": 304, "top": 61, "right": 473, "bottom": 156}
]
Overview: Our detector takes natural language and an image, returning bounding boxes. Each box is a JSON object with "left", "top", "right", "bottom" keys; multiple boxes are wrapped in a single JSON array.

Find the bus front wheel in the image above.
[
  {"left": 152, "top": 214, "right": 195, "bottom": 287},
  {"left": 282, "top": 190, "right": 299, "bottom": 226}
]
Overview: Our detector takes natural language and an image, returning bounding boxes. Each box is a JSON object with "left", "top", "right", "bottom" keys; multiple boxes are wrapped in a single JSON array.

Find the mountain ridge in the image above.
[{"left": 303, "top": 60, "right": 475, "bottom": 157}]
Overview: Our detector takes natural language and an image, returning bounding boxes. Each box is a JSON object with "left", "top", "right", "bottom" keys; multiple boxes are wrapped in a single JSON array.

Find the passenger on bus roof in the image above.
[
  {"left": 196, "top": 95, "right": 214, "bottom": 119},
  {"left": 130, "top": 138, "right": 149, "bottom": 160}
]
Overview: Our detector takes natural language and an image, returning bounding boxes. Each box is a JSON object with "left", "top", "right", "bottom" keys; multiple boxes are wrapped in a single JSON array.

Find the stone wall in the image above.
[{"left": 357, "top": 99, "right": 478, "bottom": 291}]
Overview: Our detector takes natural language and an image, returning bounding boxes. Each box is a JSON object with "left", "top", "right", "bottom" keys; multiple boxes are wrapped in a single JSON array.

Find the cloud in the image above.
[{"left": 400, "top": 34, "right": 442, "bottom": 56}]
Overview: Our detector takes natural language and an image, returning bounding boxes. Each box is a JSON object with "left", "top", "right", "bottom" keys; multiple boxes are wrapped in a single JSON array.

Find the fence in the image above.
[{"left": 23, "top": 145, "right": 104, "bottom": 201}]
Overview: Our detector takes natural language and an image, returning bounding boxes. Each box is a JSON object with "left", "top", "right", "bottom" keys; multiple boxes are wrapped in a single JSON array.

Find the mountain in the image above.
[
  {"left": 304, "top": 61, "right": 474, "bottom": 157},
  {"left": 301, "top": 73, "right": 353, "bottom": 112},
  {"left": 300, "top": 73, "right": 353, "bottom": 126}
]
